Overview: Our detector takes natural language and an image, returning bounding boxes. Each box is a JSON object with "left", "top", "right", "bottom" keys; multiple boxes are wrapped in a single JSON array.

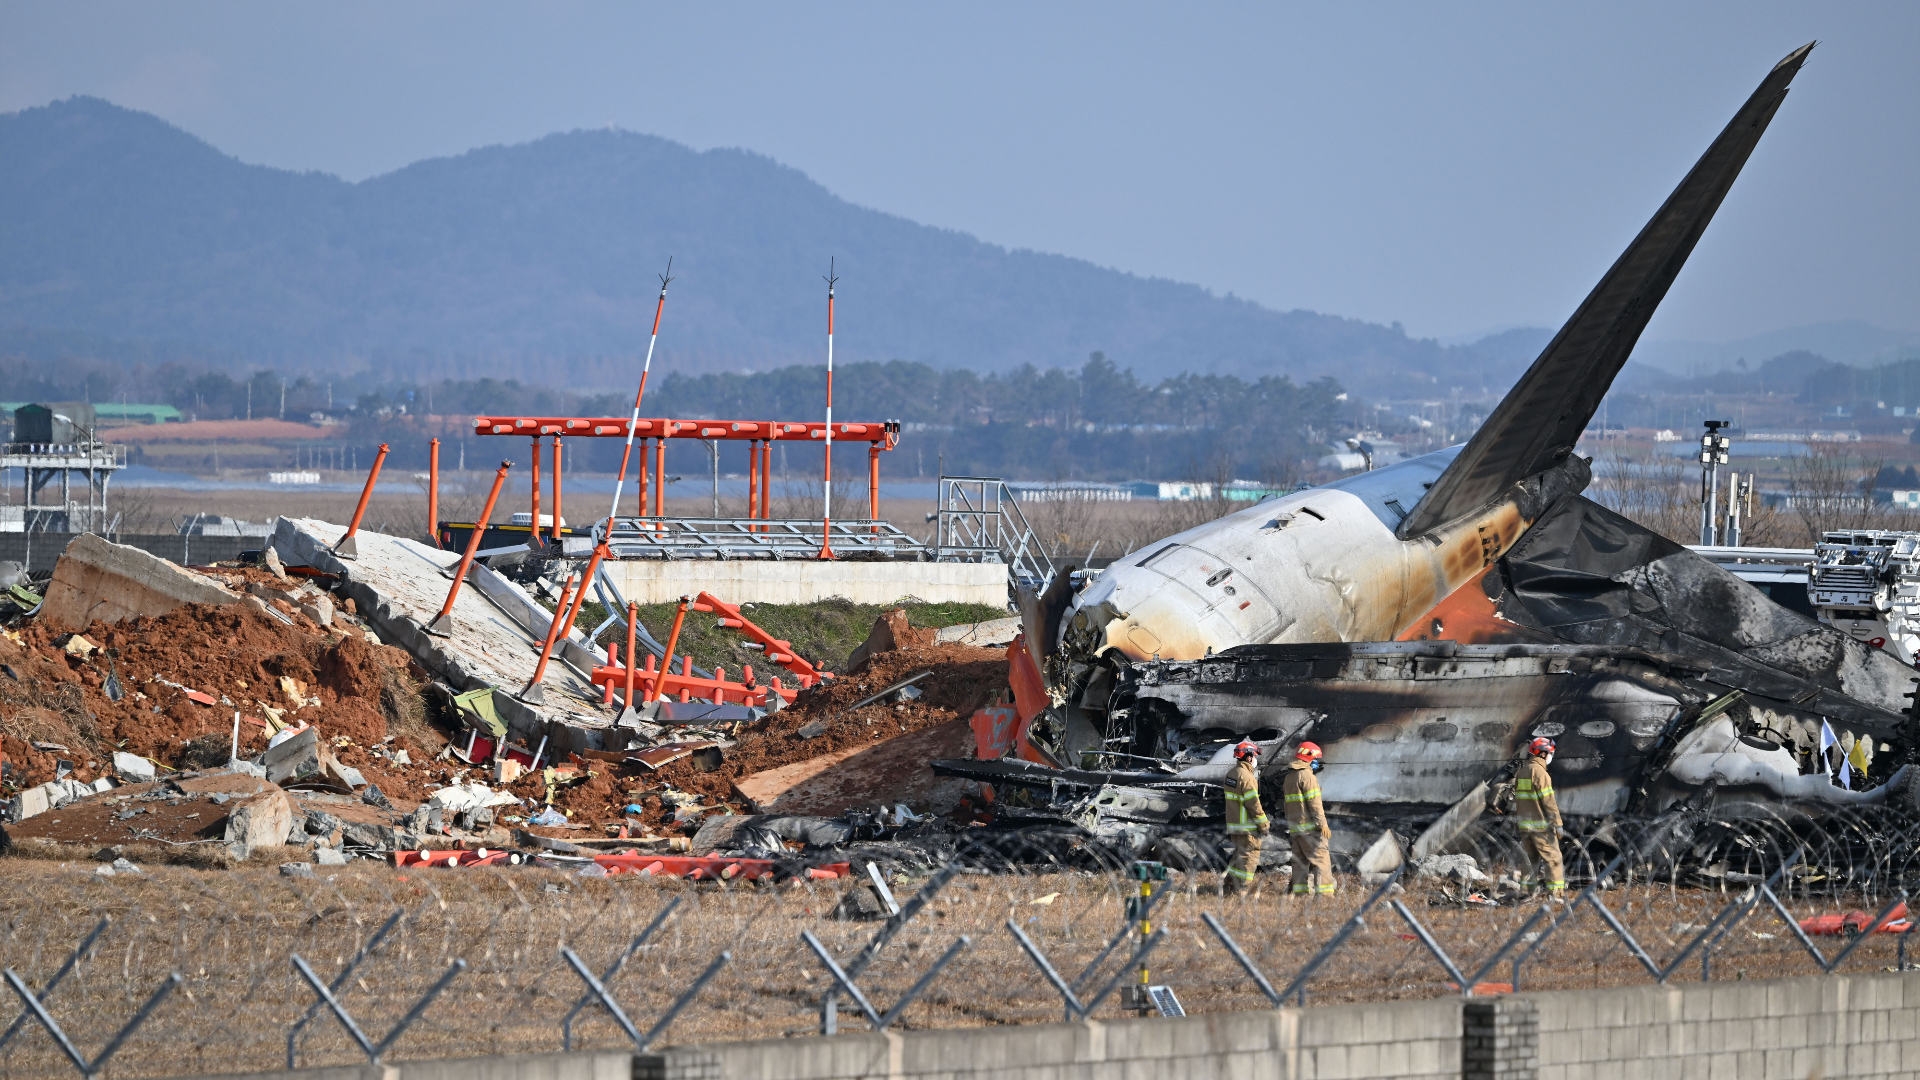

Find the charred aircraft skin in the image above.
[{"left": 1106, "top": 641, "right": 1913, "bottom": 822}]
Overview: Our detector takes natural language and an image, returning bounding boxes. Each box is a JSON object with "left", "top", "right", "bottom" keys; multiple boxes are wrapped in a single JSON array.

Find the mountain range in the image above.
[{"left": 1, "top": 97, "right": 1910, "bottom": 399}]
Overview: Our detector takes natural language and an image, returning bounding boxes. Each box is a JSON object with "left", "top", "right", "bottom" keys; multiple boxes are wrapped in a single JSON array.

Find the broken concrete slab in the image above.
[
  {"left": 934, "top": 616, "right": 1023, "bottom": 647},
  {"left": 843, "top": 608, "right": 937, "bottom": 675},
  {"left": 40, "top": 533, "right": 237, "bottom": 633},
  {"left": 272, "top": 518, "right": 610, "bottom": 754},
  {"left": 222, "top": 786, "right": 296, "bottom": 859},
  {"left": 113, "top": 751, "right": 156, "bottom": 783},
  {"left": 260, "top": 726, "right": 321, "bottom": 784},
  {"left": 10, "top": 784, "right": 48, "bottom": 822}
]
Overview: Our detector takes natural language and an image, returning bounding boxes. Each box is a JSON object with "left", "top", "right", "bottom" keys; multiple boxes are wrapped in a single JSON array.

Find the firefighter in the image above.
[
  {"left": 1515, "top": 736, "right": 1565, "bottom": 897},
  {"left": 1282, "top": 742, "right": 1335, "bottom": 896},
  {"left": 1222, "top": 739, "right": 1268, "bottom": 895}
]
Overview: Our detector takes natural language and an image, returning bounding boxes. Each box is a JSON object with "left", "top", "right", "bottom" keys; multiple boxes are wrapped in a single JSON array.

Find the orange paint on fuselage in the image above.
[{"left": 1395, "top": 565, "right": 1546, "bottom": 645}]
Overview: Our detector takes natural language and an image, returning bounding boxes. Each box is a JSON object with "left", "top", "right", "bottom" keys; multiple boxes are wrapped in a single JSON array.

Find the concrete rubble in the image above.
[{"left": 0, "top": 524, "right": 1015, "bottom": 881}]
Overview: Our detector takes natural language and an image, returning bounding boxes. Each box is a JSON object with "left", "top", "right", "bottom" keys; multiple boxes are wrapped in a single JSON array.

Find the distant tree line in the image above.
[{"left": 1, "top": 353, "right": 1351, "bottom": 482}]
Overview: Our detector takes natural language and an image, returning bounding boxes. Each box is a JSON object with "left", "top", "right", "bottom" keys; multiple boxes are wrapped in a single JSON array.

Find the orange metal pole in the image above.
[
  {"left": 551, "top": 435, "right": 564, "bottom": 545},
  {"left": 653, "top": 436, "right": 665, "bottom": 517},
  {"left": 333, "top": 442, "right": 389, "bottom": 559},
  {"left": 427, "top": 460, "right": 511, "bottom": 635},
  {"left": 529, "top": 437, "right": 542, "bottom": 546},
  {"left": 761, "top": 432, "right": 772, "bottom": 520},
  {"left": 747, "top": 443, "right": 760, "bottom": 521},
  {"left": 650, "top": 596, "right": 689, "bottom": 702},
  {"left": 869, "top": 443, "right": 880, "bottom": 534},
  {"left": 518, "top": 574, "right": 576, "bottom": 703},
  {"left": 428, "top": 438, "right": 441, "bottom": 547},
  {"left": 638, "top": 440, "right": 651, "bottom": 520},
  {"left": 624, "top": 601, "right": 640, "bottom": 710}
]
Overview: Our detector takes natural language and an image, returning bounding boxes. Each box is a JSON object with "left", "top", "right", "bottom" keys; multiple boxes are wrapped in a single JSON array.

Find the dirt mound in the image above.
[{"left": 0, "top": 600, "right": 431, "bottom": 792}]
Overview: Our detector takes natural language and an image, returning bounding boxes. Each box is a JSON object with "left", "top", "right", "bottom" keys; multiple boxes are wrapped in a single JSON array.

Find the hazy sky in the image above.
[{"left": 2, "top": 2, "right": 1915, "bottom": 343}]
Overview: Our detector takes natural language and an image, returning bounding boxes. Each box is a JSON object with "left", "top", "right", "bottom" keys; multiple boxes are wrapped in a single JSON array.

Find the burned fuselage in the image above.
[{"left": 1095, "top": 641, "right": 1912, "bottom": 821}]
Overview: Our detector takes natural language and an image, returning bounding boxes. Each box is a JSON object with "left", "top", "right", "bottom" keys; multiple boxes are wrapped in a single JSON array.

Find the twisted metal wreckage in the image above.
[{"left": 933, "top": 44, "right": 1920, "bottom": 885}]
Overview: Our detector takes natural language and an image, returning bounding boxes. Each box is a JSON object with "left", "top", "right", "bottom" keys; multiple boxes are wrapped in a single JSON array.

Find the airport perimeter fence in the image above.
[{"left": 2, "top": 810, "right": 1919, "bottom": 1080}]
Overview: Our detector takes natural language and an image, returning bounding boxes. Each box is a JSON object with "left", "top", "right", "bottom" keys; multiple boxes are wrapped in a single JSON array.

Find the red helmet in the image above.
[
  {"left": 1233, "top": 739, "right": 1259, "bottom": 761},
  {"left": 1295, "top": 742, "right": 1323, "bottom": 762},
  {"left": 1529, "top": 736, "right": 1556, "bottom": 757}
]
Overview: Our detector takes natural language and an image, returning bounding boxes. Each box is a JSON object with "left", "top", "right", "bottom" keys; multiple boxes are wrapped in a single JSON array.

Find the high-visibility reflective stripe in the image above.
[
  {"left": 1227, "top": 824, "right": 1260, "bottom": 833},
  {"left": 1289, "top": 823, "right": 1321, "bottom": 833},
  {"left": 1226, "top": 866, "right": 1254, "bottom": 881},
  {"left": 1316, "top": 884, "right": 1336, "bottom": 894},
  {"left": 1285, "top": 792, "right": 1317, "bottom": 802},
  {"left": 1517, "top": 821, "right": 1550, "bottom": 832}
]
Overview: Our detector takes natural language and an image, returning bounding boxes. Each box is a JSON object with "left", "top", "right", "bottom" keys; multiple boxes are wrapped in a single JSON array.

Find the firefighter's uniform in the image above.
[
  {"left": 1281, "top": 759, "right": 1335, "bottom": 895},
  {"left": 1514, "top": 754, "right": 1565, "bottom": 893},
  {"left": 1223, "top": 756, "right": 1268, "bottom": 892}
]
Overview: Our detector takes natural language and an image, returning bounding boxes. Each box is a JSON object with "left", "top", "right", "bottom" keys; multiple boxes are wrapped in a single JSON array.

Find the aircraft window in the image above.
[
  {"left": 1473, "top": 722, "right": 1510, "bottom": 741},
  {"left": 1532, "top": 721, "right": 1566, "bottom": 737},
  {"left": 1419, "top": 722, "right": 1458, "bottom": 742},
  {"left": 1578, "top": 721, "right": 1616, "bottom": 738},
  {"left": 1361, "top": 724, "right": 1401, "bottom": 743}
]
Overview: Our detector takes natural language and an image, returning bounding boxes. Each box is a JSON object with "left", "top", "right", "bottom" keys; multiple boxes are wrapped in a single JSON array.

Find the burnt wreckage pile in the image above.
[{"left": 943, "top": 43, "right": 1920, "bottom": 889}]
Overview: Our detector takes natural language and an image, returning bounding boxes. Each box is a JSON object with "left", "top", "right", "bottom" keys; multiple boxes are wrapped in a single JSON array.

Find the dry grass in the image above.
[{"left": 0, "top": 857, "right": 1902, "bottom": 1079}]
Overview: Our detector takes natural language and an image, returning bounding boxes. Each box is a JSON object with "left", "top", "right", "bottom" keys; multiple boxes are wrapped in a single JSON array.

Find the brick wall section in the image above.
[
  {"left": 1463, "top": 998, "right": 1537, "bottom": 1080},
  {"left": 1529, "top": 971, "right": 1920, "bottom": 1080}
]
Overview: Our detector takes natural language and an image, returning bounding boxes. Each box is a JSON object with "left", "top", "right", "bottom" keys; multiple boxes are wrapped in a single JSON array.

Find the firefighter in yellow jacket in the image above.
[
  {"left": 1515, "top": 736, "right": 1565, "bottom": 897},
  {"left": 1282, "top": 742, "right": 1335, "bottom": 896},
  {"left": 1222, "top": 739, "right": 1268, "bottom": 895}
]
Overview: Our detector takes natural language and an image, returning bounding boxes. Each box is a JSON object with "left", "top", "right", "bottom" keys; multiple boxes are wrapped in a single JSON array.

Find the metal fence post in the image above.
[{"left": 3, "top": 968, "right": 181, "bottom": 1080}]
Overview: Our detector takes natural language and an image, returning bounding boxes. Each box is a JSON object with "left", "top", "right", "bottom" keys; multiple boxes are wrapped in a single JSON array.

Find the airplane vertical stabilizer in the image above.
[{"left": 1396, "top": 43, "right": 1814, "bottom": 540}]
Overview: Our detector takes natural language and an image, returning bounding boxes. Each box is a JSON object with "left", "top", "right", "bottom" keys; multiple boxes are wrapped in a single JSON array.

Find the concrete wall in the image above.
[
  {"left": 603, "top": 559, "right": 1009, "bottom": 606},
  {"left": 0, "top": 531, "right": 260, "bottom": 573},
  {"left": 186, "top": 969, "right": 1920, "bottom": 1080},
  {"left": 1532, "top": 971, "right": 1920, "bottom": 1080}
]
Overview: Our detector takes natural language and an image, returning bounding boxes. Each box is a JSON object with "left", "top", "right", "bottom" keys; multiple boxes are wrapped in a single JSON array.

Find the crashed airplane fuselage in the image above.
[{"left": 1015, "top": 43, "right": 1920, "bottom": 822}]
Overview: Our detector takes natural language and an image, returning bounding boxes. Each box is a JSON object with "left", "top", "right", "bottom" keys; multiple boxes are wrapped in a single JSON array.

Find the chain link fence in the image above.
[{"left": 0, "top": 811, "right": 1915, "bottom": 1079}]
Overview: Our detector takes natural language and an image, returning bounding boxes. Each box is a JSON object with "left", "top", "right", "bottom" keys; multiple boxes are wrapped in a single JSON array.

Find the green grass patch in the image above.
[{"left": 566, "top": 597, "right": 1010, "bottom": 676}]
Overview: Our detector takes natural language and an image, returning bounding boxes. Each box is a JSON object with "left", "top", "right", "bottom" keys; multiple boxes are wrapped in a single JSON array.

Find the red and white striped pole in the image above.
[
  {"left": 606, "top": 259, "right": 674, "bottom": 537},
  {"left": 819, "top": 259, "right": 837, "bottom": 559}
]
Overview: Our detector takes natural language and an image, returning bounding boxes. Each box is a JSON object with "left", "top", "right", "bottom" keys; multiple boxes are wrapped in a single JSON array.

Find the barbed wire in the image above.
[{"left": 0, "top": 806, "right": 1915, "bottom": 1079}]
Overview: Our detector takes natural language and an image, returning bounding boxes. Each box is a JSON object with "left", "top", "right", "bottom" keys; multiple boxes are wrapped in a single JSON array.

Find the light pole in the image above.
[{"left": 1699, "top": 420, "right": 1731, "bottom": 545}]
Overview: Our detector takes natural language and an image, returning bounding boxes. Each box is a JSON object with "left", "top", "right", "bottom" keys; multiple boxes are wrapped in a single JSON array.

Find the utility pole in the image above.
[
  {"left": 1699, "top": 420, "right": 1731, "bottom": 545},
  {"left": 607, "top": 259, "right": 674, "bottom": 534}
]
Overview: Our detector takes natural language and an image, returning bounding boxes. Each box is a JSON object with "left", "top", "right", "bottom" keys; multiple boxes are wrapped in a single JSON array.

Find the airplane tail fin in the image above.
[{"left": 1396, "top": 43, "right": 1813, "bottom": 540}]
